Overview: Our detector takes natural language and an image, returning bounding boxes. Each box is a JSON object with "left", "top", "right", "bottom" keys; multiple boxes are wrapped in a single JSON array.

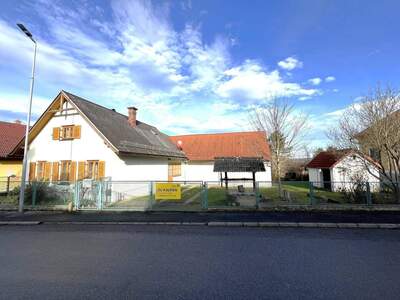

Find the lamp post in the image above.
[{"left": 17, "top": 23, "right": 37, "bottom": 213}]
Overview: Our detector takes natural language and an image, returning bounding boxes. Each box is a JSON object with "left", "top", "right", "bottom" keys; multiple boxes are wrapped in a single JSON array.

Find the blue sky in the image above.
[{"left": 0, "top": 0, "right": 399, "bottom": 150}]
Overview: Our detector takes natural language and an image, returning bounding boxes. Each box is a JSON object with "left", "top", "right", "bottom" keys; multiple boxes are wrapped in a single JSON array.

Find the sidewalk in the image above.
[{"left": 0, "top": 210, "right": 400, "bottom": 228}]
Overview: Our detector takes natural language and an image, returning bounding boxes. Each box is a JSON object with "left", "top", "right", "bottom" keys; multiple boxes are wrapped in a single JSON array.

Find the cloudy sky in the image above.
[{"left": 0, "top": 0, "right": 399, "bottom": 149}]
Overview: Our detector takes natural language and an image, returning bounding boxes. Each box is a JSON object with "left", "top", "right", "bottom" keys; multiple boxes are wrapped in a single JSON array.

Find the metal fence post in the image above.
[
  {"left": 32, "top": 182, "right": 37, "bottom": 207},
  {"left": 148, "top": 181, "right": 154, "bottom": 211},
  {"left": 255, "top": 182, "right": 260, "bottom": 209},
  {"left": 97, "top": 181, "right": 103, "bottom": 210},
  {"left": 74, "top": 181, "right": 80, "bottom": 209},
  {"left": 6, "top": 176, "right": 11, "bottom": 194},
  {"left": 309, "top": 181, "right": 315, "bottom": 205},
  {"left": 366, "top": 182, "right": 372, "bottom": 205},
  {"left": 201, "top": 182, "right": 208, "bottom": 210}
]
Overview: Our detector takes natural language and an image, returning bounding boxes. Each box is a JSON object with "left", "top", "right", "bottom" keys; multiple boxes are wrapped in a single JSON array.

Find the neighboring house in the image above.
[
  {"left": 0, "top": 120, "right": 25, "bottom": 178},
  {"left": 306, "top": 149, "right": 379, "bottom": 191},
  {"left": 356, "top": 110, "right": 400, "bottom": 181},
  {"left": 169, "top": 132, "right": 272, "bottom": 183},
  {"left": 11, "top": 90, "right": 186, "bottom": 183}
]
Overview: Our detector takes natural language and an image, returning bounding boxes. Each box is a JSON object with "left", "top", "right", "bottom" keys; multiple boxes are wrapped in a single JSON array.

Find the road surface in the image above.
[{"left": 0, "top": 225, "right": 399, "bottom": 299}]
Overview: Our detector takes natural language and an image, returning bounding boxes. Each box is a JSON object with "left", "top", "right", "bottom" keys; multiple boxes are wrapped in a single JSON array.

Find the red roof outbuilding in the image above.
[
  {"left": 169, "top": 131, "right": 271, "bottom": 161},
  {"left": 0, "top": 121, "right": 26, "bottom": 158}
]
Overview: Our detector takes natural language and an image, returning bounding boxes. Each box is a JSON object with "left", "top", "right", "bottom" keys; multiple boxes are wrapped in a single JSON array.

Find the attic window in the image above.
[{"left": 60, "top": 125, "right": 74, "bottom": 140}]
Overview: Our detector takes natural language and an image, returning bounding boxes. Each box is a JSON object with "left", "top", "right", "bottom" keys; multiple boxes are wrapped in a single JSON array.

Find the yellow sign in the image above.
[{"left": 155, "top": 183, "right": 181, "bottom": 200}]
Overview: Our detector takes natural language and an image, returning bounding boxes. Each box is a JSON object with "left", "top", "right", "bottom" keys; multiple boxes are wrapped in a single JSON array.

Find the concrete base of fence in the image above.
[
  {"left": 36, "top": 221, "right": 400, "bottom": 229},
  {"left": 2, "top": 204, "right": 400, "bottom": 212}
]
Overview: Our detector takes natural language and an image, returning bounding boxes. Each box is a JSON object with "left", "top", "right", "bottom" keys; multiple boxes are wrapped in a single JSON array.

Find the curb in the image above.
[
  {"left": 36, "top": 221, "right": 400, "bottom": 229},
  {"left": 1, "top": 221, "right": 399, "bottom": 229},
  {"left": 0, "top": 221, "right": 41, "bottom": 225}
]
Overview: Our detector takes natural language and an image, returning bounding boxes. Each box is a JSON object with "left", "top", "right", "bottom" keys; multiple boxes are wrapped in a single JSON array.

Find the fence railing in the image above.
[{"left": 0, "top": 180, "right": 399, "bottom": 210}]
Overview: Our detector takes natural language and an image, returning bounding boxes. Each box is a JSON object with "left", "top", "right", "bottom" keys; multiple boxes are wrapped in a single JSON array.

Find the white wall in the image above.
[
  {"left": 308, "top": 168, "right": 323, "bottom": 188},
  {"left": 331, "top": 154, "right": 380, "bottom": 192},
  {"left": 27, "top": 102, "right": 170, "bottom": 183},
  {"left": 173, "top": 160, "right": 272, "bottom": 184}
]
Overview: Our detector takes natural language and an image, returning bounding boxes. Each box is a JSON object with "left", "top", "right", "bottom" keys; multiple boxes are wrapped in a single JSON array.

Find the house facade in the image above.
[
  {"left": 12, "top": 91, "right": 186, "bottom": 183},
  {"left": 306, "top": 150, "right": 380, "bottom": 191},
  {"left": 169, "top": 132, "right": 272, "bottom": 183},
  {"left": 0, "top": 121, "right": 25, "bottom": 179}
]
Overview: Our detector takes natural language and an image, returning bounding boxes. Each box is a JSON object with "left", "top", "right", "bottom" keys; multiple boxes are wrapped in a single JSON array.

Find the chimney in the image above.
[
  {"left": 127, "top": 107, "right": 138, "bottom": 127},
  {"left": 14, "top": 120, "right": 22, "bottom": 124}
]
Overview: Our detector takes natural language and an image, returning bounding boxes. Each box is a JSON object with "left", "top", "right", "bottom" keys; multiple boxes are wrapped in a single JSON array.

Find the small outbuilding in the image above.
[
  {"left": 213, "top": 157, "right": 266, "bottom": 189},
  {"left": 306, "top": 149, "right": 379, "bottom": 191}
]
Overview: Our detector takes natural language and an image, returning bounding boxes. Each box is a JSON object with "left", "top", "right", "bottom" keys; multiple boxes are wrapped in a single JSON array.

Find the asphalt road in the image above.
[{"left": 0, "top": 225, "right": 399, "bottom": 300}]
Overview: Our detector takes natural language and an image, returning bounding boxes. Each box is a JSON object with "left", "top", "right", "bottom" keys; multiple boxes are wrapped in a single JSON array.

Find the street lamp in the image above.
[{"left": 17, "top": 23, "right": 37, "bottom": 213}]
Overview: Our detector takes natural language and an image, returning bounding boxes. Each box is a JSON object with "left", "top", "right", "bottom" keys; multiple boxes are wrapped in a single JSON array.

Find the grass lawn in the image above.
[{"left": 260, "top": 183, "right": 346, "bottom": 204}]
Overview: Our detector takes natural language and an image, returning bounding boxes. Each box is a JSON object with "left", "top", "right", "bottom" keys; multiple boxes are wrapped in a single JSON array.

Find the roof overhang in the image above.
[{"left": 213, "top": 157, "right": 266, "bottom": 173}]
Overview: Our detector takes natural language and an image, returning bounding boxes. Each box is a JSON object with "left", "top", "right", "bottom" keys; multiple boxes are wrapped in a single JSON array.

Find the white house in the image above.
[
  {"left": 306, "top": 149, "right": 380, "bottom": 191},
  {"left": 169, "top": 132, "right": 272, "bottom": 185}
]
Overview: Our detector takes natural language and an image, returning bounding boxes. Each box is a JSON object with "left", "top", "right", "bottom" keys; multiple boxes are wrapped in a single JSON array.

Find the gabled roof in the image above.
[
  {"left": 214, "top": 157, "right": 266, "bottom": 172},
  {"left": 169, "top": 131, "right": 271, "bottom": 161},
  {"left": 0, "top": 121, "right": 25, "bottom": 158},
  {"left": 11, "top": 91, "right": 186, "bottom": 159},
  {"left": 305, "top": 149, "right": 377, "bottom": 169},
  {"left": 63, "top": 92, "right": 185, "bottom": 158}
]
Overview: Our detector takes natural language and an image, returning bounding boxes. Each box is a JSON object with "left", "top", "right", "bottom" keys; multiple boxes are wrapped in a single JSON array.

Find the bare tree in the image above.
[
  {"left": 328, "top": 86, "right": 400, "bottom": 202},
  {"left": 250, "top": 98, "right": 309, "bottom": 197}
]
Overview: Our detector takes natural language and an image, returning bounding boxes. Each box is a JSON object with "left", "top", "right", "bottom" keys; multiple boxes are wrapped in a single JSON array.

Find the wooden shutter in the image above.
[
  {"left": 69, "top": 161, "right": 77, "bottom": 182},
  {"left": 73, "top": 125, "right": 81, "bottom": 139},
  {"left": 29, "top": 162, "right": 36, "bottom": 181},
  {"left": 52, "top": 162, "right": 59, "bottom": 182},
  {"left": 78, "top": 161, "right": 85, "bottom": 180},
  {"left": 44, "top": 162, "right": 51, "bottom": 181},
  {"left": 98, "top": 161, "right": 105, "bottom": 178},
  {"left": 52, "top": 127, "right": 60, "bottom": 140}
]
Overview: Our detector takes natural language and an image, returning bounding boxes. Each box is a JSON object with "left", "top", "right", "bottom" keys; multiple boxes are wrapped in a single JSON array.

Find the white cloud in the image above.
[
  {"left": 298, "top": 96, "right": 312, "bottom": 101},
  {"left": 308, "top": 77, "right": 322, "bottom": 86},
  {"left": 325, "top": 76, "right": 336, "bottom": 82},
  {"left": 216, "top": 60, "right": 317, "bottom": 102},
  {"left": 277, "top": 57, "right": 303, "bottom": 70},
  {"left": 0, "top": 1, "right": 325, "bottom": 135}
]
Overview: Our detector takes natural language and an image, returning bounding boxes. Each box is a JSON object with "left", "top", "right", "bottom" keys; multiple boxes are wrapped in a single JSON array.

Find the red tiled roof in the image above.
[
  {"left": 169, "top": 131, "right": 271, "bottom": 161},
  {"left": 305, "top": 149, "right": 353, "bottom": 169},
  {"left": 0, "top": 121, "right": 26, "bottom": 158}
]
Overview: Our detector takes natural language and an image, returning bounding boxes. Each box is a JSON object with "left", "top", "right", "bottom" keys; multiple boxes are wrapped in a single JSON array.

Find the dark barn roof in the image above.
[{"left": 213, "top": 157, "right": 266, "bottom": 173}]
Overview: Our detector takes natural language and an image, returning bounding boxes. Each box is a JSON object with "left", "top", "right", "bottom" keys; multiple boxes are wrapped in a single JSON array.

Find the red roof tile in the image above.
[
  {"left": 306, "top": 149, "right": 353, "bottom": 169},
  {"left": 0, "top": 121, "right": 26, "bottom": 158},
  {"left": 169, "top": 131, "right": 271, "bottom": 161}
]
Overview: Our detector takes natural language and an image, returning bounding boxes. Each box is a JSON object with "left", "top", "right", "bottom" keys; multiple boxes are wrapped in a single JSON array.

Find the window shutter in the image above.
[
  {"left": 73, "top": 125, "right": 81, "bottom": 139},
  {"left": 69, "top": 161, "right": 77, "bottom": 182},
  {"left": 29, "top": 162, "right": 36, "bottom": 181},
  {"left": 52, "top": 127, "right": 60, "bottom": 140},
  {"left": 98, "top": 161, "right": 105, "bottom": 178},
  {"left": 44, "top": 162, "right": 51, "bottom": 181},
  {"left": 78, "top": 161, "right": 85, "bottom": 180},
  {"left": 51, "top": 162, "right": 59, "bottom": 182}
]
